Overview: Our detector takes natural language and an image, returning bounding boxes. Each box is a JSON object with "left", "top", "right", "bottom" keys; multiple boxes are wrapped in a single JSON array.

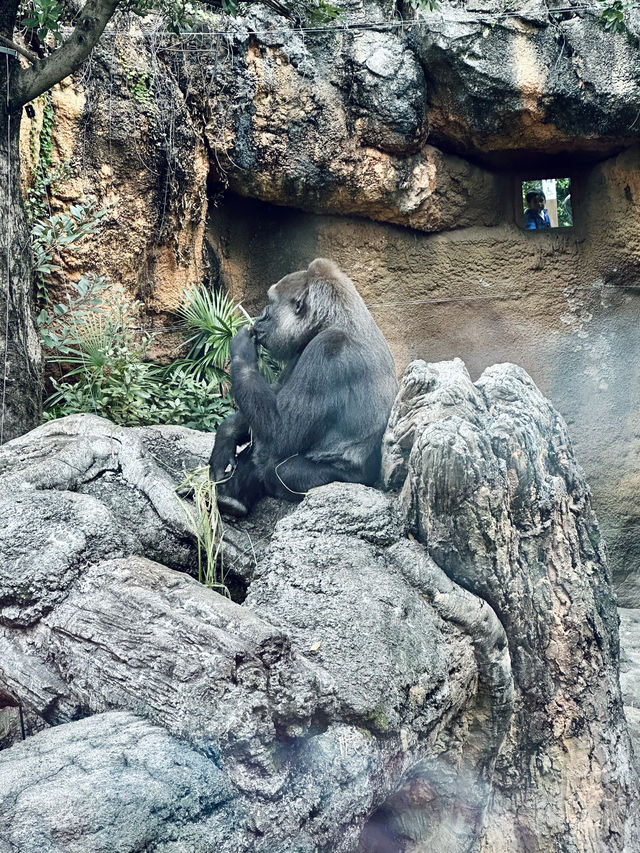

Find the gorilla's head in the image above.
[{"left": 252, "top": 259, "right": 359, "bottom": 361}]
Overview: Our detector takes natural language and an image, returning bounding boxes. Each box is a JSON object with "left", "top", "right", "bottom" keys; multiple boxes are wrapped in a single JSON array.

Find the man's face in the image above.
[{"left": 537, "top": 195, "right": 546, "bottom": 211}]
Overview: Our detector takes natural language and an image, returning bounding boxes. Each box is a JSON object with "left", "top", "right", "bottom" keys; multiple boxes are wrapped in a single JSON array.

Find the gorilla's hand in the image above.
[
  {"left": 210, "top": 444, "right": 237, "bottom": 483},
  {"left": 230, "top": 326, "right": 258, "bottom": 365}
]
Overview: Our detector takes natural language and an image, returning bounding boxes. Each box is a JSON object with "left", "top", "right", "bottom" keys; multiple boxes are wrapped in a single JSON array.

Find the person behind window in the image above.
[
  {"left": 538, "top": 193, "right": 551, "bottom": 227},
  {"left": 524, "top": 191, "right": 551, "bottom": 229}
]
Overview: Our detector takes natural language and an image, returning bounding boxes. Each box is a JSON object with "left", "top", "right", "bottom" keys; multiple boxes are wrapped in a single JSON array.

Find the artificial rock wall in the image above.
[{"left": 20, "top": 0, "right": 640, "bottom": 591}]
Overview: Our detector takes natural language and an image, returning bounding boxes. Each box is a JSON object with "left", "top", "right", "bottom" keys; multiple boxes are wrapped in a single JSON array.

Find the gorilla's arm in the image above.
[
  {"left": 233, "top": 327, "right": 365, "bottom": 455},
  {"left": 229, "top": 327, "right": 282, "bottom": 441}
]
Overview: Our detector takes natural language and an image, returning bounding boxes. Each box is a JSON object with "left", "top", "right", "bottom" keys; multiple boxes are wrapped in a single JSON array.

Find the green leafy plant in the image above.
[
  {"left": 176, "top": 467, "right": 229, "bottom": 595},
  {"left": 43, "top": 287, "right": 235, "bottom": 429},
  {"left": 20, "top": 0, "right": 63, "bottom": 45},
  {"left": 175, "top": 285, "right": 250, "bottom": 381},
  {"left": 176, "top": 283, "right": 283, "bottom": 385},
  {"left": 37, "top": 273, "right": 108, "bottom": 351},
  {"left": 126, "top": 67, "right": 154, "bottom": 104},
  {"left": 31, "top": 204, "right": 109, "bottom": 299},
  {"left": 149, "top": 367, "right": 235, "bottom": 430},
  {"left": 597, "top": 0, "right": 629, "bottom": 33},
  {"left": 24, "top": 92, "right": 57, "bottom": 224},
  {"left": 31, "top": 204, "right": 109, "bottom": 303},
  {"left": 44, "top": 303, "right": 159, "bottom": 424}
]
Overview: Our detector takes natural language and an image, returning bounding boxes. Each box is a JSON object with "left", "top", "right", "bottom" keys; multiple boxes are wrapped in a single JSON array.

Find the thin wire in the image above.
[
  {"left": 93, "top": 5, "right": 599, "bottom": 40},
  {"left": 1, "top": 52, "right": 11, "bottom": 445},
  {"left": 106, "top": 281, "right": 640, "bottom": 333}
]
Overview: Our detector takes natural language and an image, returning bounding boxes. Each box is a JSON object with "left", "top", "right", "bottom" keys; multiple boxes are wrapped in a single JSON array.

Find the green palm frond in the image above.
[{"left": 177, "top": 286, "right": 249, "bottom": 378}]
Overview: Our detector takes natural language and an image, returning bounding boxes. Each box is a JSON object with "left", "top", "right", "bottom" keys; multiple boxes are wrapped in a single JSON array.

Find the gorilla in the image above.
[{"left": 209, "top": 258, "right": 398, "bottom": 517}]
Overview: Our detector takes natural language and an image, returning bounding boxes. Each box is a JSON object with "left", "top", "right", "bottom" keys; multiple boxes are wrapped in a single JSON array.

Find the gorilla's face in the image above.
[{"left": 253, "top": 271, "right": 316, "bottom": 360}]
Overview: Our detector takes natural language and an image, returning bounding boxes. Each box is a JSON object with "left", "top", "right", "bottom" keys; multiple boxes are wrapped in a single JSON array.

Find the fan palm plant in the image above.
[{"left": 174, "top": 286, "right": 250, "bottom": 382}]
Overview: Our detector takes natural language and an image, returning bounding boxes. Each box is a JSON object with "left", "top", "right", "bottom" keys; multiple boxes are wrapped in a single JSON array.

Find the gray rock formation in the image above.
[
  {"left": 417, "top": 0, "right": 640, "bottom": 162},
  {"left": 620, "top": 607, "right": 640, "bottom": 772},
  {"left": 0, "top": 712, "right": 237, "bottom": 853},
  {"left": 382, "top": 359, "right": 640, "bottom": 850},
  {"left": 0, "top": 363, "right": 638, "bottom": 852}
]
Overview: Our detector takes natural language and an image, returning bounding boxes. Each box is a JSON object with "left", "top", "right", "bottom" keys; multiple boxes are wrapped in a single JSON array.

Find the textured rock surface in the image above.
[
  {"left": 382, "top": 359, "right": 640, "bottom": 851},
  {"left": 0, "top": 414, "right": 204, "bottom": 576},
  {"left": 0, "top": 412, "right": 290, "bottom": 598},
  {"left": 0, "top": 452, "right": 509, "bottom": 850},
  {"left": 1, "top": 364, "right": 638, "bottom": 851},
  {"left": 28, "top": 0, "right": 640, "bottom": 302},
  {"left": 620, "top": 607, "right": 640, "bottom": 771},
  {"left": 0, "top": 712, "right": 237, "bottom": 853},
  {"left": 418, "top": 0, "right": 640, "bottom": 162}
]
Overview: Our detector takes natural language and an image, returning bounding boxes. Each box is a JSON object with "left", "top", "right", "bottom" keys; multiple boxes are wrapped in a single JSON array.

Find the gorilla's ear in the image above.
[{"left": 305, "top": 258, "right": 348, "bottom": 318}]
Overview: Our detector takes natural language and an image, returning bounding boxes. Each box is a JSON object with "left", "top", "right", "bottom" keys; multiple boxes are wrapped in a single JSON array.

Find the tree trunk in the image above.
[{"left": 0, "top": 79, "right": 43, "bottom": 443}]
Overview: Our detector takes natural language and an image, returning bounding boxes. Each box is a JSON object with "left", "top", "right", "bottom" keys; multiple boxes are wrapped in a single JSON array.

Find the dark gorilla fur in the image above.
[{"left": 209, "top": 258, "right": 398, "bottom": 517}]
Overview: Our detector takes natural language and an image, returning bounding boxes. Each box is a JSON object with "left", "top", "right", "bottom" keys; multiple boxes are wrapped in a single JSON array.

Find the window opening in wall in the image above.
[{"left": 522, "top": 178, "right": 573, "bottom": 229}]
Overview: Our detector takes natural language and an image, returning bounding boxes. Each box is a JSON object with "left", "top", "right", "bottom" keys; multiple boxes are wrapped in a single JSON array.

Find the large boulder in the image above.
[
  {"left": 0, "top": 360, "right": 638, "bottom": 852},
  {"left": 382, "top": 359, "right": 640, "bottom": 850},
  {"left": 0, "top": 415, "right": 509, "bottom": 850},
  {"left": 0, "top": 712, "right": 237, "bottom": 853}
]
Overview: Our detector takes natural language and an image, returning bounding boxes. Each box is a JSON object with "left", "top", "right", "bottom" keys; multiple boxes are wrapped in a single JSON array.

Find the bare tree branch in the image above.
[
  {"left": 0, "top": 34, "right": 38, "bottom": 64},
  {"left": 11, "top": 0, "right": 121, "bottom": 109}
]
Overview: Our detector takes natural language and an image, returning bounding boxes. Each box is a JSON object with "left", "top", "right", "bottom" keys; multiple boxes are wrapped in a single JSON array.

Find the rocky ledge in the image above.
[{"left": 0, "top": 361, "right": 638, "bottom": 852}]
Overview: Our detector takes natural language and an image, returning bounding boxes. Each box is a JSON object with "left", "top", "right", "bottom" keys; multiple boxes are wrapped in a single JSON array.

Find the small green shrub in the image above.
[
  {"left": 31, "top": 203, "right": 109, "bottom": 302},
  {"left": 38, "top": 272, "right": 108, "bottom": 350},
  {"left": 44, "top": 304, "right": 160, "bottom": 424},
  {"left": 150, "top": 368, "right": 235, "bottom": 431},
  {"left": 126, "top": 68, "right": 154, "bottom": 104},
  {"left": 44, "top": 304, "right": 235, "bottom": 428}
]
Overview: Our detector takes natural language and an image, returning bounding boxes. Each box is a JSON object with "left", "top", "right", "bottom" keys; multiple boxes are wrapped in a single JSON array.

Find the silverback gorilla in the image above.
[{"left": 209, "top": 258, "right": 398, "bottom": 516}]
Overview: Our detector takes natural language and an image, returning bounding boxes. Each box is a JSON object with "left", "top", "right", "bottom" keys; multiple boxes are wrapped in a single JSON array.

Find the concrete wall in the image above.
[{"left": 207, "top": 148, "right": 640, "bottom": 601}]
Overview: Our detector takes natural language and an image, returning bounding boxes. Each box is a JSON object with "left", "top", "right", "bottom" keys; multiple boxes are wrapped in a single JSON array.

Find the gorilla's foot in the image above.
[{"left": 217, "top": 495, "right": 249, "bottom": 518}]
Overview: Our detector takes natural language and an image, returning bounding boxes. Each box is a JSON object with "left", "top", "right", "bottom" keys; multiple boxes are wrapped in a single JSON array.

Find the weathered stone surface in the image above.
[
  {"left": 0, "top": 412, "right": 289, "bottom": 596},
  {"left": 0, "top": 490, "right": 508, "bottom": 851},
  {"left": 0, "top": 554, "right": 310, "bottom": 753},
  {"left": 1, "top": 365, "right": 637, "bottom": 851},
  {"left": 24, "top": 42, "right": 209, "bottom": 334},
  {"left": 382, "top": 359, "right": 640, "bottom": 851},
  {"left": 0, "top": 712, "right": 238, "bottom": 853},
  {"left": 0, "top": 414, "right": 206, "bottom": 575},
  {"left": 247, "top": 483, "right": 514, "bottom": 849},
  {"left": 418, "top": 0, "right": 640, "bottom": 162},
  {"left": 0, "top": 414, "right": 514, "bottom": 850},
  {"left": 221, "top": 495, "right": 296, "bottom": 587},
  {"left": 620, "top": 607, "right": 640, "bottom": 771}
]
